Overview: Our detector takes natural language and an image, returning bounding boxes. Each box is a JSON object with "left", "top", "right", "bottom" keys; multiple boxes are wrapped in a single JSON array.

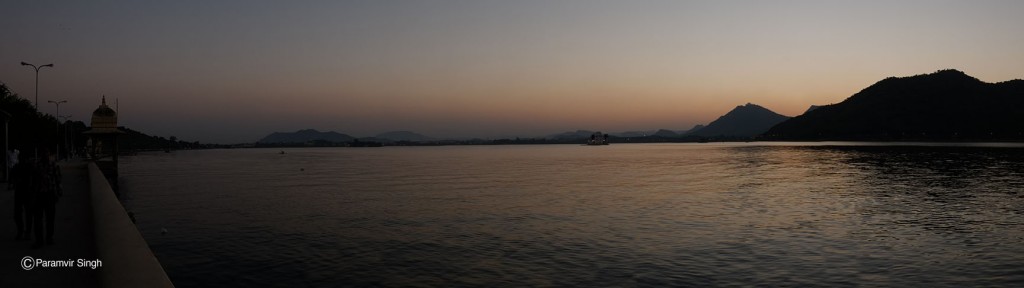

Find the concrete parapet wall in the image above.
[{"left": 88, "top": 163, "right": 175, "bottom": 288}]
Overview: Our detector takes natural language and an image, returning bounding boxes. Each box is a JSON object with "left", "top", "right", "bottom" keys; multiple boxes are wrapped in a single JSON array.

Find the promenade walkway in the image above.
[{"left": 0, "top": 161, "right": 99, "bottom": 287}]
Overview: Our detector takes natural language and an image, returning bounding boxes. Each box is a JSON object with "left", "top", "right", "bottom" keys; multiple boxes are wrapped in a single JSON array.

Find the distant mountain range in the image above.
[
  {"left": 682, "top": 124, "right": 705, "bottom": 135},
  {"left": 555, "top": 125, "right": 707, "bottom": 139},
  {"left": 260, "top": 105, "right": 789, "bottom": 144},
  {"left": 258, "top": 129, "right": 356, "bottom": 144},
  {"left": 547, "top": 130, "right": 600, "bottom": 140},
  {"left": 551, "top": 128, "right": 689, "bottom": 140},
  {"left": 612, "top": 130, "right": 658, "bottom": 137},
  {"left": 258, "top": 129, "right": 436, "bottom": 144},
  {"left": 652, "top": 129, "right": 680, "bottom": 137},
  {"left": 688, "top": 103, "right": 790, "bottom": 138},
  {"left": 259, "top": 70, "right": 1020, "bottom": 145},
  {"left": 766, "top": 69, "right": 1024, "bottom": 140},
  {"left": 544, "top": 108, "right": 791, "bottom": 142}
]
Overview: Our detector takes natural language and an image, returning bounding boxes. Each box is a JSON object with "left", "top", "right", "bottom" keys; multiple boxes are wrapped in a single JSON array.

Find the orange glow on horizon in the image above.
[{"left": 3, "top": 1, "right": 1023, "bottom": 142}]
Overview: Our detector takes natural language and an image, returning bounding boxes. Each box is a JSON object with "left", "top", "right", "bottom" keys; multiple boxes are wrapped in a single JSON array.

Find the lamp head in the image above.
[
  {"left": 42, "top": 64, "right": 54, "bottom": 67},
  {"left": 21, "top": 62, "right": 30, "bottom": 66}
]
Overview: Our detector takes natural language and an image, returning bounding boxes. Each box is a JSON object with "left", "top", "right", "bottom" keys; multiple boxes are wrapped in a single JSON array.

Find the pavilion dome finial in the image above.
[{"left": 91, "top": 96, "right": 117, "bottom": 129}]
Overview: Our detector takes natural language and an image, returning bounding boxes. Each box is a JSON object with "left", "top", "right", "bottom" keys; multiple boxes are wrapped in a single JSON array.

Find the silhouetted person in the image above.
[
  {"left": 31, "top": 149, "right": 61, "bottom": 248},
  {"left": 11, "top": 152, "right": 34, "bottom": 240},
  {"left": 6, "top": 149, "right": 18, "bottom": 190}
]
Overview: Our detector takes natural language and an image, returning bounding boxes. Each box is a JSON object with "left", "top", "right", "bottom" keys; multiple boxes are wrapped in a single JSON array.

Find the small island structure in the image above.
[{"left": 587, "top": 131, "right": 609, "bottom": 145}]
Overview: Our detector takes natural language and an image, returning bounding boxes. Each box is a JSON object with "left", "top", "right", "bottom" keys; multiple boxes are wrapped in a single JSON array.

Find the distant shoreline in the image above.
[{"left": 127, "top": 140, "right": 1024, "bottom": 154}]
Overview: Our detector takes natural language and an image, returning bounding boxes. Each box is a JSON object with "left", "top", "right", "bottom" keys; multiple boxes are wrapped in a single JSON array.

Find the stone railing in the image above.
[{"left": 89, "top": 163, "right": 174, "bottom": 288}]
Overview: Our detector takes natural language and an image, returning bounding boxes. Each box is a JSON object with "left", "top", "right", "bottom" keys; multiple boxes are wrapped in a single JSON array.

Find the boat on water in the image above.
[{"left": 587, "top": 132, "right": 609, "bottom": 145}]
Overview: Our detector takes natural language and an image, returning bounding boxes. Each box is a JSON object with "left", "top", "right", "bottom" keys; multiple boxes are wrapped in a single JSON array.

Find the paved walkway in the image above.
[{"left": 0, "top": 161, "right": 99, "bottom": 287}]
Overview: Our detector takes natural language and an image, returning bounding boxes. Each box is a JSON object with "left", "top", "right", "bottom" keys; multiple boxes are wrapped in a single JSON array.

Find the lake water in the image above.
[{"left": 120, "top": 143, "right": 1024, "bottom": 287}]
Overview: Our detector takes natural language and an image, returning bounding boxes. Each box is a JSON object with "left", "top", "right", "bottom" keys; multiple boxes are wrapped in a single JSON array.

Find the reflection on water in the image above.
[{"left": 121, "top": 143, "right": 1024, "bottom": 287}]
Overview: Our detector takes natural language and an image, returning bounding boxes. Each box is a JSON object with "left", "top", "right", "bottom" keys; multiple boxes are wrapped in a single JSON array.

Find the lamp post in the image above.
[
  {"left": 21, "top": 62, "right": 54, "bottom": 110},
  {"left": 48, "top": 100, "right": 67, "bottom": 160}
]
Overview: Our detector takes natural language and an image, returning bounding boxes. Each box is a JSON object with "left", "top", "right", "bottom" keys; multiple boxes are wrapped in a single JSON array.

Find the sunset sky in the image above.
[{"left": 2, "top": 1, "right": 1023, "bottom": 143}]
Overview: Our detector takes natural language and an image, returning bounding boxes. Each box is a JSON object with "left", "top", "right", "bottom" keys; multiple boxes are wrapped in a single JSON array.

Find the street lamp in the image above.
[
  {"left": 21, "top": 62, "right": 54, "bottom": 110},
  {"left": 48, "top": 100, "right": 67, "bottom": 160}
]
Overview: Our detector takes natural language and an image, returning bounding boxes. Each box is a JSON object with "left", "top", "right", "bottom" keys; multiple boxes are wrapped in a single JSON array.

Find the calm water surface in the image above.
[{"left": 120, "top": 143, "right": 1024, "bottom": 287}]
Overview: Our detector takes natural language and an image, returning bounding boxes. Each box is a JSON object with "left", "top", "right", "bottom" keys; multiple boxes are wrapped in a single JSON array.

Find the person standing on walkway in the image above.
[
  {"left": 11, "top": 151, "right": 34, "bottom": 240},
  {"left": 6, "top": 149, "right": 18, "bottom": 190},
  {"left": 31, "top": 148, "right": 61, "bottom": 248}
]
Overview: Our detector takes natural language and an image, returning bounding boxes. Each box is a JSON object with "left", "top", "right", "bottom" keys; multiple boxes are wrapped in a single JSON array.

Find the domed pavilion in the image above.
[{"left": 83, "top": 96, "right": 124, "bottom": 189}]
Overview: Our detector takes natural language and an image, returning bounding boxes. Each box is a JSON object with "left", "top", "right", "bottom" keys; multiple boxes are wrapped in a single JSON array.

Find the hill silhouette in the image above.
[
  {"left": 547, "top": 130, "right": 597, "bottom": 140},
  {"left": 653, "top": 129, "right": 679, "bottom": 137},
  {"left": 258, "top": 129, "right": 355, "bottom": 144},
  {"left": 612, "top": 130, "right": 657, "bottom": 137},
  {"left": 804, "top": 105, "right": 822, "bottom": 114},
  {"left": 680, "top": 124, "right": 705, "bottom": 135},
  {"left": 765, "top": 69, "right": 1024, "bottom": 140},
  {"left": 689, "top": 103, "right": 790, "bottom": 138}
]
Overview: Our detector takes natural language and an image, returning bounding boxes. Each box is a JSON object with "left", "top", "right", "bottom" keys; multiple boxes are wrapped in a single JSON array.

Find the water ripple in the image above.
[{"left": 121, "top": 144, "right": 1024, "bottom": 287}]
